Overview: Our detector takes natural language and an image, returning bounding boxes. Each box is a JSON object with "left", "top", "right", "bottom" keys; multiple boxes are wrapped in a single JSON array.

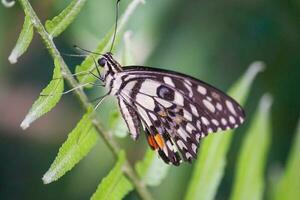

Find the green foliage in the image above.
[
  {"left": 75, "top": 0, "right": 144, "bottom": 87},
  {"left": 273, "top": 119, "right": 300, "bottom": 200},
  {"left": 20, "top": 58, "right": 64, "bottom": 129},
  {"left": 8, "top": 15, "right": 33, "bottom": 64},
  {"left": 45, "top": 0, "right": 87, "bottom": 38},
  {"left": 136, "top": 149, "right": 170, "bottom": 186},
  {"left": 121, "top": 31, "right": 135, "bottom": 65},
  {"left": 42, "top": 110, "right": 98, "bottom": 184},
  {"left": 229, "top": 94, "right": 272, "bottom": 200},
  {"left": 108, "top": 110, "right": 128, "bottom": 138},
  {"left": 91, "top": 151, "right": 133, "bottom": 200},
  {"left": 13, "top": 0, "right": 293, "bottom": 199},
  {"left": 184, "top": 62, "right": 265, "bottom": 200}
]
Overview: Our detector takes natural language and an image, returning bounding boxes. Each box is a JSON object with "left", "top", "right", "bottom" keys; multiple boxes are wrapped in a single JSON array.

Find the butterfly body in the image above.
[{"left": 98, "top": 53, "right": 245, "bottom": 166}]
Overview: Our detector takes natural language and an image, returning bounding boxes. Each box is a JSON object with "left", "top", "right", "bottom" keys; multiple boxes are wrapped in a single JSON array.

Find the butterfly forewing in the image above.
[{"left": 114, "top": 66, "right": 245, "bottom": 165}]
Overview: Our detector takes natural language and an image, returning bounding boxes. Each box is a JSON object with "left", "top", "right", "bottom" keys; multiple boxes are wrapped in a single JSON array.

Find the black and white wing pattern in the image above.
[{"left": 116, "top": 66, "right": 245, "bottom": 166}]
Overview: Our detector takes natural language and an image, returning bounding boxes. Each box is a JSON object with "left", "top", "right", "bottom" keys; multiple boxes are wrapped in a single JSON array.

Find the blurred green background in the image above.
[{"left": 0, "top": 0, "right": 299, "bottom": 199}]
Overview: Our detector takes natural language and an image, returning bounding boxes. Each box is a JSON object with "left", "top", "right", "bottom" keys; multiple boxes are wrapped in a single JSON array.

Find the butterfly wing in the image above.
[{"left": 116, "top": 66, "right": 245, "bottom": 165}]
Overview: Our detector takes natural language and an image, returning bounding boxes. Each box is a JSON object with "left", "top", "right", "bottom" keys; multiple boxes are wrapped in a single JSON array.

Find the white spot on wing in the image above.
[
  {"left": 155, "top": 97, "right": 173, "bottom": 108},
  {"left": 196, "top": 120, "right": 201, "bottom": 130},
  {"left": 212, "top": 119, "right": 219, "bottom": 126},
  {"left": 186, "top": 123, "right": 196, "bottom": 133},
  {"left": 149, "top": 113, "right": 157, "bottom": 120},
  {"left": 190, "top": 104, "right": 199, "bottom": 117},
  {"left": 221, "top": 118, "right": 227, "bottom": 125},
  {"left": 229, "top": 116, "right": 236, "bottom": 124},
  {"left": 184, "top": 80, "right": 192, "bottom": 86},
  {"left": 183, "top": 110, "right": 192, "bottom": 121},
  {"left": 196, "top": 133, "right": 201, "bottom": 141},
  {"left": 186, "top": 152, "right": 192, "bottom": 159},
  {"left": 166, "top": 140, "right": 173, "bottom": 150},
  {"left": 139, "top": 80, "right": 161, "bottom": 96},
  {"left": 178, "top": 127, "right": 189, "bottom": 141},
  {"left": 226, "top": 100, "right": 237, "bottom": 115},
  {"left": 136, "top": 105, "right": 151, "bottom": 125},
  {"left": 201, "top": 117, "right": 210, "bottom": 126},
  {"left": 163, "top": 77, "right": 175, "bottom": 87},
  {"left": 197, "top": 85, "right": 207, "bottom": 95},
  {"left": 239, "top": 117, "right": 245, "bottom": 123},
  {"left": 184, "top": 82, "right": 193, "bottom": 98},
  {"left": 122, "top": 80, "right": 137, "bottom": 94},
  {"left": 203, "top": 99, "right": 216, "bottom": 113},
  {"left": 136, "top": 93, "right": 155, "bottom": 110},
  {"left": 192, "top": 144, "right": 197, "bottom": 153},
  {"left": 174, "top": 91, "right": 184, "bottom": 106},
  {"left": 216, "top": 103, "right": 223, "bottom": 111},
  {"left": 177, "top": 140, "right": 187, "bottom": 149}
]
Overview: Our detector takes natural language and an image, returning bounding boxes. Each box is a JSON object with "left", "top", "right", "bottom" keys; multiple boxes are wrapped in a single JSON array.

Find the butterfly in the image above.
[{"left": 94, "top": 52, "right": 246, "bottom": 166}]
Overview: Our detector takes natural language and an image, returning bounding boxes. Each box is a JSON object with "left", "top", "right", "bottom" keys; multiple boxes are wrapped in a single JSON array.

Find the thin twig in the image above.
[{"left": 17, "top": 0, "right": 153, "bottom": 199}]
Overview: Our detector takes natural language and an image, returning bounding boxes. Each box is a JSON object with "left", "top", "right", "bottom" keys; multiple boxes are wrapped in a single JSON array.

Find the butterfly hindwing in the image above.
[{"left": 118, "top": 97, "right": 142, "bottom": 140}]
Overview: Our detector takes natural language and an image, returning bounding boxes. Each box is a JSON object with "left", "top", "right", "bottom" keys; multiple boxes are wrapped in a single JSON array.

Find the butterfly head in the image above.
[{"left": 97, "top": 52, "right": 123, "bottom": 79}]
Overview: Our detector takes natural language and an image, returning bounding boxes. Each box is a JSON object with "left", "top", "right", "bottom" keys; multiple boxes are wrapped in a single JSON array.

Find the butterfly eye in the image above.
[{"left": 98, "top": 57, "right": 107, "bottom": 67}]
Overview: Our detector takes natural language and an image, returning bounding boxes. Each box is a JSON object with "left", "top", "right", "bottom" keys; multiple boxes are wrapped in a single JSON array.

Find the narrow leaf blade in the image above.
[
  {"left": 273, "top": 119, "right": 300, "bottom": 200},
  {"left": 45, "top": 0, "right": 87, "bottom": 38},
  {"left": 75, "top": 0, "right": 144, "bottom": 87},
  {"left": 42, "top": 110, "right": 98, "bottom": 184},
  {"left": 8, "top": 15, "right": 33, "bottom": 64},
  {"left": 20, "top": 58, "right": 64, "bottom": 129},
  {"left": 121, "top": 31, "right": 135, "bottom": 65},
  {"left": 184, "top": 61, "right": 265, "bottom": 200},
  {"left": 229, "top": 94, "right": 272, "bottom": 200},
  {"left": 91, "top": 151, "right": 133, "bottom": 200}
]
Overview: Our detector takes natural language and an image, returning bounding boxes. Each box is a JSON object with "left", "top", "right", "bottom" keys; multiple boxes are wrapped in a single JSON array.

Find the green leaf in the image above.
[
  {"left": 20, "top": 58, "right": 64, "bottom": 129},
  {"left": 108, "top": 109, "right": 128, "bottom": 138},
  {"left": 229, "top": 94, "right": 272, "bottom": 200},
  {"left": 42, "top": 110, "right": 98, "bottom": 184},
  {"left": 273, "top": 119, "right": 300, "bottom": 200},
  {"left": 135, "top": 149, "right": 170, "bottom": 186},
  {"left": 75, "top": 0, "right": 144, "bottom": 87},
  {"left": 121, "top": 31, "right": 135, "bottom": 66},
  {"left": 184, "top": 61, "right": 265, "bottom": 200},
  {"left": 45, "top": 0, "right": 87, "bottom": 38},
  {"left": 91, "top": 151, "right": 133, "bottom": 200},
  {"left": 8, "top": 15, "right": 33, "bottom": 64}
]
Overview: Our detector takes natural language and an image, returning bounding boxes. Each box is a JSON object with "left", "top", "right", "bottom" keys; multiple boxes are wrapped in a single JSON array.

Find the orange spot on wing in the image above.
[
  {"left": 147, "top": 135, "right": 158, "bottom": 150},
  {"left": 154, "top": 134, "right": 165, "bottom": 149}
]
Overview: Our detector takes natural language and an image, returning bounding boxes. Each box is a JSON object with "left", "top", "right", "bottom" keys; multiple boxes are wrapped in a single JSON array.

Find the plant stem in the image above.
[{"left": 18, "top": 0, "right": 153, "bottom": 199}]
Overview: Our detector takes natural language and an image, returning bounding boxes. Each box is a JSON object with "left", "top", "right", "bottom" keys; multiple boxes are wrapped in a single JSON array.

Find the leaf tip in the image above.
[
  {"left": 42, "top": 172, "right": 54, "bottom": 184},
  {"left": 1, "top": 0, "right": 15, "bottom": 8},
  {"left": 8, "top": 52, "right": 18, "bottom": 64},
  {"left": 20, "top": 118, "right": 30, "bottom": 130},
  {"left": 248, "top": 61, "right": 266, "bottom": 75},
  {"left": 260, "top": 93, "right": 273, "bottom": 112}
]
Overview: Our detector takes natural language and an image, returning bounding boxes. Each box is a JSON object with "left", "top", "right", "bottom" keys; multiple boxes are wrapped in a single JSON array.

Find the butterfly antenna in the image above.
[
  {"left": 61, "top": 52, "right": 88, "bottom": 58},
  {"left": 109, "top": 0, "right": 121, "bottom": 53},
  {"left": 73, "top": 45, "right": 103, "bottom": 56}
]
